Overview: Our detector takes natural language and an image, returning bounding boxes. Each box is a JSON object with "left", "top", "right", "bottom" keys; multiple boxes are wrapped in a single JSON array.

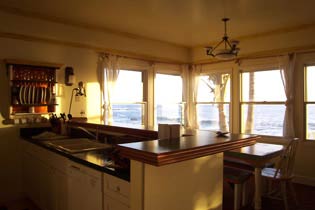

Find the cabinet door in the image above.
[
  {"left": 54, "top": 169, "right": 68, "bottom": 210},
  {"left": 22, "top": 151, "right": 41, "bottom": 206},
  {"left": 22, "top": 142, "right": 69, "bottom": 210},
  {"left": 39, "top": 162, "right": 56, "bottom": 210},
  {"left": 104, "top": 195, "right": 129, "bottom": 210},
  {"left": 68, "top": 163, "right": 102, "bottom": 210}
]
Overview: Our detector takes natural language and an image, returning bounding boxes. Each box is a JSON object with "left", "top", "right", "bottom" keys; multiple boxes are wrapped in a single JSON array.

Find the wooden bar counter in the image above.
[
  {"left": 117, "top": 131, "right": 258, "bottom": 166},
  {"left": 116, "top": 130, "right": 259, "bottom": 210}
]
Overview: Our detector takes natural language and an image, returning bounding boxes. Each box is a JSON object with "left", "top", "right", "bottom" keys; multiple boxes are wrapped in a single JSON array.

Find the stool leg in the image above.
[
  {"left": 242, "top": 181, "right": 248, "bottom": 206},
  {"left": 281, "top": 181, "right": 289, "bottom": 210},
  {"left": 288, "top": 181, "right": 298, "bottom": 207},
  {"left": 234, "top": 183, "right": 242, "bottom": 210}
]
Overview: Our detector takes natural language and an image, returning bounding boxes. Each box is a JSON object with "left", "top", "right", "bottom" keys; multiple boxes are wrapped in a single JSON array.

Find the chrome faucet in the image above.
[{"left": 75, "top": 126, "right": 98, "bottom": 140}]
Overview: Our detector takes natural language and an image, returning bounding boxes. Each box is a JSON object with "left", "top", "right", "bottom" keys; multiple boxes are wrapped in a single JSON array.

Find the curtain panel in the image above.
[
  {"left": 185, "top": 65, "right": 201, "bottom": 129},
  {"left": 280, "top": 53, "right": 296, "bottom": 137},
  {"left": 97, "top": 54, "right": 120, "bottom": 123}
]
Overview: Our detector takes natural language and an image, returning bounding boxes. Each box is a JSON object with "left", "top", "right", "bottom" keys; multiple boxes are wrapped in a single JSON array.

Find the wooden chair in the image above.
[
  {"left": 224, "top": 166, "right": 253, "bottom": 210},
  {"left": 261, "top": 138, "right": 299, "bottom": 210}
]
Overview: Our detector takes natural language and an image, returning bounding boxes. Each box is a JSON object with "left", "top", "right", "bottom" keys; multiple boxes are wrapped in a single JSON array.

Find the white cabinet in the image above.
[
  {"left": 21, "top": 141, "right": 69, "bottom": 210},
  {"left": 104, "top": 195, "right": 129, "bottom": 210},
  {"left": 103, "top": 173, "right": 130, "bottom": 210},
  {"left": 22, "top": 151, "right": 41, "bottom": 206},
  {"left": 22, "top": 140, "right": 130, "bottom": 210},
  {"left": 39, "top": 162, "right": 56, "bottom": 210},
  {"left": 54, "top": 169, "right": 68, "bottom": 210},
  {"left": 68, "top": 161, "right": 103, "bottom": 210}
]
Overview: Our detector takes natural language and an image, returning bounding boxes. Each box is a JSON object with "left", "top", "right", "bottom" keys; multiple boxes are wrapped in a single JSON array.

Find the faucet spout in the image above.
[{"left": 75, "top": 126, "right": 97, "bottom": 140}]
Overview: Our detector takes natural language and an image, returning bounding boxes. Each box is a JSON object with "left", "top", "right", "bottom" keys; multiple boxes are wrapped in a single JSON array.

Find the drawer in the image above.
[
  {"left": 103, "top": 173, "right": 130, "bottom": 206},
  {"left": 68, "top": 161, "right": 102, "bottom": 179},
  {"left": 104, "top": 195, "right": 129, "bottom": 210}
]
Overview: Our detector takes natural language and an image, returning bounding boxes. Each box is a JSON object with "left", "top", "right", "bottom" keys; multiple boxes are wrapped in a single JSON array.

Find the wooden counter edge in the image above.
[{"left": 117, "top": 137, "right": 259, "bottom": 166}]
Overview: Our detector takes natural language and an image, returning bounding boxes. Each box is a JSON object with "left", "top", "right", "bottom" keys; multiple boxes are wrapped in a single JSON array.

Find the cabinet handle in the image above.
[
  {"left": 116, "top": 186, "right": 120, "bottom": 192},
  {"left": 70, "top": 165, "right": 80, "bottom": 171}
]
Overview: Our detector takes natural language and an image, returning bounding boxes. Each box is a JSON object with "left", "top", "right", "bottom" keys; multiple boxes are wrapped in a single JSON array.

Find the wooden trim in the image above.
[
  {"left": 0, "top": 5, "right": 189, "bottom": 49},
  {"left": 4, "top": 58, "right": 63, "bottom": 68},
  {"left": 0, "top": 31, "right": 187, "bottom": 65},
  {"left": 194, "top": 44, "right": 315, "bottom": 65},
  {"left": 117, "top": 136, "right": 258, "bottom": 166},
  {"left": 241, "top": 101, "right": 286, "bottom": 105}
]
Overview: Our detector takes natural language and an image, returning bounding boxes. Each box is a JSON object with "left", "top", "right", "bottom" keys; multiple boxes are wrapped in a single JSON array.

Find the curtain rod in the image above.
[{"left": 97, "top": 51, "right": 189, "bottom": 66}]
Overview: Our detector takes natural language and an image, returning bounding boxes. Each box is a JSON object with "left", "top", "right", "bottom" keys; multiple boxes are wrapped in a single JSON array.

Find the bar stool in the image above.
[
  {"left": 262, "top": 138, "right": 299, "bottom": 210},
  {"left": 224, "top": 166, "right": 253, "bottom": 210}
]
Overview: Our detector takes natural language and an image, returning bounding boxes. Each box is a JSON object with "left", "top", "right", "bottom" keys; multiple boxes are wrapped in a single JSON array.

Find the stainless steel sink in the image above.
[{"left": 44, "top": 138, "right": 113, "bottom": 153}]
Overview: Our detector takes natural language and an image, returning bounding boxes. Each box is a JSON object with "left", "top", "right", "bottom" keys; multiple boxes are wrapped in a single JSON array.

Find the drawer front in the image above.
[
  {"left": 104, "top": 195, "right": 129, "bottom": 210},
  {"left": 103, "top": 173, "right": 130, "bottom": 205}
]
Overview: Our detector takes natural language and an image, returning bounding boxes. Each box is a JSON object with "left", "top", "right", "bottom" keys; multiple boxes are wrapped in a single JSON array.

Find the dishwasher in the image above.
[{"left": 67, "top": 161, "right": 103, "bottom": 210}]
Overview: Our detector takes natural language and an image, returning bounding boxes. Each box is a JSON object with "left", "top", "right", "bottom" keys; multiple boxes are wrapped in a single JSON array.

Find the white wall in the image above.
[
  {"left": 0, "top": 11, "right": 190, "bottom": 63},
  {"left": 0, "top": 124, "right": 23, "bottom": 203}
]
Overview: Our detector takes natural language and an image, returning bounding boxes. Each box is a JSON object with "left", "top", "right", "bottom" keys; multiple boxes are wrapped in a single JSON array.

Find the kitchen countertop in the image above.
[
  {"left": 20, "top": 127, "right": 130, "bottom": 181},
  {"left": 20, "top": 125, "right": 259, "bottom": 179}
]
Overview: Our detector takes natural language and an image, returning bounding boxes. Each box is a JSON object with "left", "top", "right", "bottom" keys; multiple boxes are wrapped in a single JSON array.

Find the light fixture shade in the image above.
[{"left": 214, "top": 49, "right": 238, "bottom": 60}]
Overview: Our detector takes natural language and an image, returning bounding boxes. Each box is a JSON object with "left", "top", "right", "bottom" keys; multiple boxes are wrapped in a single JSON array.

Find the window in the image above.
[
  {"left": 240, "top": 69, "right": 286, "bottom": 136},
  {"left": 305, "top": 65, "right": 315, "bottom": 140},
  {"left": 155, "top": 73, "right": 184, "bottom": 125},
  {"left": 109, "top": 70, "right": 145, "bottom": 125},
  {"left": 196, "top": 73, "right": 231, "bottom": 131}
]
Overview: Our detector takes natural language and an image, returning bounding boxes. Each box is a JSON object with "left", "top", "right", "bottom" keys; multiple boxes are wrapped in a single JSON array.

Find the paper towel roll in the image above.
[
  {"left": 170, "top": 124, "right": 180, "bottom": 138},
  {"left": 158, "top": 124, "right": 170, "bottom": 140}
]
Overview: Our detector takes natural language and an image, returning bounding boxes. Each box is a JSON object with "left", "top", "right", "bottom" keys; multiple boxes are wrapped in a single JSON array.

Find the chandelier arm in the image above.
[
  {"left": 225, "top": 39, "right": 233, "bottom": 49},
  {"left": 211, "top": 39, "right": 225, "bottom": 52}
]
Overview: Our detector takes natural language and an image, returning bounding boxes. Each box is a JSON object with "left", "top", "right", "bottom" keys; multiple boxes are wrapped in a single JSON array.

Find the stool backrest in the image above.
[{"left": 274, "top": 138, "right": 299, "bottom": 179}]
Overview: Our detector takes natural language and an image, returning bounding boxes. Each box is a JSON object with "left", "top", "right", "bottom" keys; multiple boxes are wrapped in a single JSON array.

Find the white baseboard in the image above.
[{"left": 293, "top": 175, "right": 315, "bottom": 186}]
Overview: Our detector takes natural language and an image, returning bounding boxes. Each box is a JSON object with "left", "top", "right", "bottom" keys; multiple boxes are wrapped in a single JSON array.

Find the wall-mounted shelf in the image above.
[{"left": 5, "top": 59, "right": 62, "bottom": 116}]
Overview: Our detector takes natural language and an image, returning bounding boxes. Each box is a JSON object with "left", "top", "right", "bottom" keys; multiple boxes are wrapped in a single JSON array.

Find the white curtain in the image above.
[
  {"left": 185, "top": 65, "right": 201, "bottom": 129},
  {"left": 280, "top": 53, "right": 296, "bottom": 137},
  {"left": 181, "top": 64, "right": 189, "bottom": 127},
  {"left": 97, "top": 54, "right": 120, "bottom": 124},
  {"left": 97, "top": 54, "right": 106, "bottom": 122}
]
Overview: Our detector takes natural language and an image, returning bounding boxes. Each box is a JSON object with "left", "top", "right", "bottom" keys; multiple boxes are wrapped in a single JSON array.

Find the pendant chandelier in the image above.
[{"left": 205, "top": 18, "right": 240, "bottom": 60}]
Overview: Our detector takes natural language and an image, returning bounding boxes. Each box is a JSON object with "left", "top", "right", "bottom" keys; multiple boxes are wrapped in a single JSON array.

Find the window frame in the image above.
[
  {"left": 239, "top": 68, "right": 286, "bottom": 137},
  {"left": 196, "top": 71, "right": 232, "bottom": 131},
  {"left": 304, "top": 64, "right": 315, "bottom": 140}
]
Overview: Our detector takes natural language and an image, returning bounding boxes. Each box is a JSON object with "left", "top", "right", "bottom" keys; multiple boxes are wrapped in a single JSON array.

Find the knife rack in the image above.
[{"left": 6, "top": 59, "right": 62, "bottom": 115}]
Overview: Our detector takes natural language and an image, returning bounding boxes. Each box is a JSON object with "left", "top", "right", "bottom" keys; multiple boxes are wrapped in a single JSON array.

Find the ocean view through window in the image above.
[
  {"left": 305, "top": 65, "right": 315, "bottom": 140},
  {"left": 155, "top": 73, "right": 184, "bottom": 125},
  {"left": 197, "top": 73, "right": 231, "bottom": 131},
  {"left": 241, "top": 69, "right": 286, "bottom": 136},
  {"left": 108, "top": 70, "right": 145, "bottom": 126}
]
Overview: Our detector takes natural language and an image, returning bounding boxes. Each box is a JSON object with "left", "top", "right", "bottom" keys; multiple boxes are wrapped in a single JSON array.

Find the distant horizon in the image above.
[{"left": 110, "top": 104, "right": 315, "bottom": 137}]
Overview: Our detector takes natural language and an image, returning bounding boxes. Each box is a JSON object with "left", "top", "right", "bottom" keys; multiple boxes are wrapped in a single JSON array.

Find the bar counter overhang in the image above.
[
  {"left": 117, "top": 131, "right": 259, "bottom": 166},
  {"left": 117, "top": 131, "right": 259, "bottom": 210}
]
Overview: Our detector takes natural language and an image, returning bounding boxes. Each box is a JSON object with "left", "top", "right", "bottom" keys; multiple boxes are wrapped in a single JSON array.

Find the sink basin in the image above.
[{"left": 44, "top": 138, "right": 113, "bottom": 153}]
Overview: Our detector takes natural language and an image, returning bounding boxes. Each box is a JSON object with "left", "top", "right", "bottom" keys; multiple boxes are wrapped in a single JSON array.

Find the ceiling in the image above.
[{"left": 1, "top": 0, "right": 315, "bottom": 47}]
